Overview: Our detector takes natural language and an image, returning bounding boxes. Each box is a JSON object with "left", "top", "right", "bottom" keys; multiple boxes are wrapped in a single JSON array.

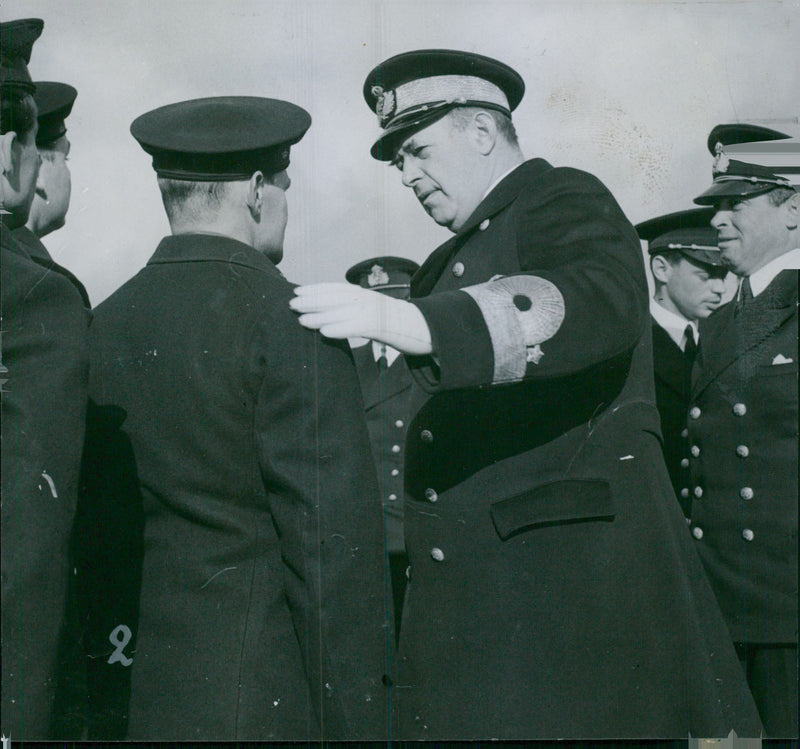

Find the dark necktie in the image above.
[
  {"left": 683, "top": 324, "right": 697, "bottom": 388},
  {"left": 376, "top": 344, "right": 388, "bottom": 374},
  {"left": 735, "top": 276, "right": 753, "bottom": 316}
]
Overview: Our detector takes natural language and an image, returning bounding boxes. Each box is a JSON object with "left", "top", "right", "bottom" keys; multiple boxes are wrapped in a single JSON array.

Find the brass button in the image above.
[
  {"left": 420, "top": 429, "right": 433, "bottom": 443},
  {"left": 388, "top": 493, "right": 397, "bottom": 501},
  {"left": 405, "top": 565, "right": 412, "bottom": 579},
  {"left": 479, "top": 219, "right": 490, "bottom": 231},
  {"left": 689, "top": 406, "right": 701, "bottom": 420},
  {"left": 692, "top": 526, "right": 704, "bottom": 540},
  {"left": 430, "top": 547, "right": 445, "bottom": 562},
  {"left": 680, "top": 458, "right": 690, "bottom": 469},
  {"left": 736, "top": 445, "right": 750, "bottom": 458},
  {"left": 424, "top": 488, "right": 438, "bottom": 503},
  {"left": 681, "top": 428, "right": 689, "bottom": 439},
  {"left": 694, "top": 487, "right": 703, "bottom": 499},
  {"left": 742, "top": 528, "right": 754, "bottom": 542},
  {"left": 452, "top": 262, "right": 465, "bottom": 278},
  {"left": 391, "top": 444, "right": 401, "bottom": 454},
  {"left": 733, "top": 403, "right": 747, "bottom": 416},
  {"left": 680, "top": 488, "right": 690, "bottom": 499},
  {"left": 690, "top": 445, "right": 700, "bottom": 458},
  {"left": 391, "top": 468, "right": 399, "bottom": 477},
  {"left": 740, "top": 487, "right": 754, "bottom": 501}
]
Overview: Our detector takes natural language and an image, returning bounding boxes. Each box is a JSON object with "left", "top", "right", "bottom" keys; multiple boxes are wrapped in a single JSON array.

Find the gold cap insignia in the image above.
[
  {"left": 367, "top": 264, "right": 391, "bottom": 287},
  {"left": 372, "top": 86, "right": 396, "bottom": 127},
  {"left": 713, "top": 142, "right": 730, "bottom": 175}
]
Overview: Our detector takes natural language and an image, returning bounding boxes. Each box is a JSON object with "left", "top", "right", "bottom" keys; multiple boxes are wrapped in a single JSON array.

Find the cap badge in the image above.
[
  {"left": 367, "top": 264, "right": 390, "bottom": 287},
  {"left": 712, "top": 142, "right": 730, "bottom": 175},
  {"left": 372, "top": 85, "right": 396, "bottom": 127}
]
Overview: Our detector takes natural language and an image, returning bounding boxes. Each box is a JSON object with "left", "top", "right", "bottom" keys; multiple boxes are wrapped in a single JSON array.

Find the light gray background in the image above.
[{"left": 5, "top": 0, "right": 799, "bottom": 305}]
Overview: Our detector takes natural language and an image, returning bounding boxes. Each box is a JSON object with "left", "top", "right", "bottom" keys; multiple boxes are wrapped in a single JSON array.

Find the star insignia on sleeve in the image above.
[{"left": 526, "top": 344, "right": 545, "bottom": 364}]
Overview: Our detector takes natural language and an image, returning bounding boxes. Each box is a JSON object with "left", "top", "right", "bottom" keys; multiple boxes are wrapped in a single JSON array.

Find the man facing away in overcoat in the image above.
[
  {"left": 87, "top": 97, "right": 391, "bottom": 740},
  {"left": 689, "top": 139, "right": 799, "bottom": 736},
  {"left": 291, "top": 49, "right": 762, "bottom": 739}
]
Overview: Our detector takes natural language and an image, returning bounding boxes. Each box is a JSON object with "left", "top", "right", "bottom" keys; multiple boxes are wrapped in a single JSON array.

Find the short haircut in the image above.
[
  {"left": 766, "top": 187, "right": 798, "bottom": 207},
  {"left": 0, "top": 90, "right": 36, "bottom": 139},
  {"left": 447, "top": 106, "right": 519, "bottom": 147},
  {"left": 157, "top": 177, "right": 231, "bottom": 224}
]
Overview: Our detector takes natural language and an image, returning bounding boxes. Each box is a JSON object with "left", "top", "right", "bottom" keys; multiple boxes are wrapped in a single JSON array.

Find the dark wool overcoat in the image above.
[
  {"left": 394, "top": 159, "right": 763, "bottom": 739},
  {"left": 88, "top": 234, "right": 391, "bottom": 741},
  {"left": 689, "top": 270, "right": 798, "bottom": 644},
  {"left": 1, "top": 228, "right": 90, "bottom": 738},
  {"left": 652, "top": 320, "right": 694, "bottom": 515}
]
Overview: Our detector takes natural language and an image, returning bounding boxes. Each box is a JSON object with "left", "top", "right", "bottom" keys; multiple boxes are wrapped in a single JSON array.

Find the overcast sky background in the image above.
[{"left": 4, "top": 0, "right": 799, "bottom": 305}]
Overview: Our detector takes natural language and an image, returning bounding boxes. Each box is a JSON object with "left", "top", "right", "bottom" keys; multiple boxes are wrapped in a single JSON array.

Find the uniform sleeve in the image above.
[
  {"left": 1, "top": 245, "right": 90, "bottom": 734},
  {"left": 409, "top": 168, "right": 647, "bottom": 392},
  {"left": 249, "top": 302, "right": 391, "bottom": 739}
]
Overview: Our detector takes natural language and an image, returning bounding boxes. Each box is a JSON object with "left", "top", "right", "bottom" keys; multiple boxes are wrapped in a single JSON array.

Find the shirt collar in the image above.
[
  {"left": 372, "top": 340, "right": 401, "bottom": 367},
  {"left": 650, "top": 297, "right": 697, "bottom": 351},
  {"left": 482, "top": 162, "right": 524, "bottom": 200},
  {"left": 747, "top": 247, "right": 800, "bottom": 297}
]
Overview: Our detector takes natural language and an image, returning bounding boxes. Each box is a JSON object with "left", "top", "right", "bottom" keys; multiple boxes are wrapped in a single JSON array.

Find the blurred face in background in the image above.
[{"left": 26, "top": 134, "right": 71, "bottom": 237}]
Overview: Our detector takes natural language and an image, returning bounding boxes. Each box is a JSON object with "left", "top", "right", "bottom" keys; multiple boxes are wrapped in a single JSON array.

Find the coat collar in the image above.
[
  {"left": 411, "top": 158, "right": 552, "bottom": 297},
  {"left": 148, "top": 233, "right": 281, "bottom": 278},
  {"left": 694, "top": 269, "right": 798, "bottom": 396}
]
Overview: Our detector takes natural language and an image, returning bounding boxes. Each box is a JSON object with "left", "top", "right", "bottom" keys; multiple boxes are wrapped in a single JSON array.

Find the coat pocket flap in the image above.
[{"left": 490, "top": 479, "right": 614, "bottom": 540}]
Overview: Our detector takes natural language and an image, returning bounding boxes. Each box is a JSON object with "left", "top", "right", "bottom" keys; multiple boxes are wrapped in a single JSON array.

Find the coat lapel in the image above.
[
  {"left": 354, "top": 345, "right": 413, "bottom": 410},
  {"left": 694, "top": 270, "right": 798, "bottom": 396},
  {"left": 652, "top": 322, "right": 686, "bottom": 397}
]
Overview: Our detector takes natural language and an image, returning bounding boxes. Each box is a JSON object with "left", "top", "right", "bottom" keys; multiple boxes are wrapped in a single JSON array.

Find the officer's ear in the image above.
[
  {"left": 246, "top": 171, "right": 265, "bottom": 217},
  {"left": 782, "top": 191, "right": 800, "bottom": 230},
  {"left": 473, "top": 110, "right": 498, "bottom": 155},
  {"left": 650, "top": 253, "right": 673, "bottom": 285}
]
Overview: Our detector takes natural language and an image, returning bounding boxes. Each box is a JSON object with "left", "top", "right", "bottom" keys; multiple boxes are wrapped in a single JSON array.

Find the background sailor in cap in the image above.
[
  {"left": 11, "top": 81, "right": 90, "bottom": 307},
  {"left": 1, "top": 18, "right": 91, "bottom": 740},
  {"left": 688, "top": 138, "right": 800, "bottom": 737},
  {"left": 86, "top": 96, "right": 389, "bottom": 740},
  {"left": 291, "top": 49, "right": 762, "bottom": 738},
  {"left": 636, "top": 208, "right": 728, "bottom": 515},
  {"left": 345, "top": 256, "right": 419, "bottom": 643}
]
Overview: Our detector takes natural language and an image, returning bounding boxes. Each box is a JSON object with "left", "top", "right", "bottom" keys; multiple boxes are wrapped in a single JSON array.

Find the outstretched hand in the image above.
[{"left": 290, "top": 283, "right": 433, "bottom": 355}]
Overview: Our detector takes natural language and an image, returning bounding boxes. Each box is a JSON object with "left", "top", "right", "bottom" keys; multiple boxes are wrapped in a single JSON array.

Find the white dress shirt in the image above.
[
  {"left": 747, "top": 247, "right": 800, "bottom": 297},
  {"left": 650, "top": 297, "right": 698, "bottom": 352}
]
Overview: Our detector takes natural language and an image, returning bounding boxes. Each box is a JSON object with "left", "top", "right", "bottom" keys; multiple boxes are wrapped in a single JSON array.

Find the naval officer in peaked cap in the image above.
[
  {"left": 291, "top": 48, "right": 762, "bottom": 738},
  {"left": 11, "top": 81, "right": 91, "bottom": 308},
  {"left": 689, "top": 138, "right": 800, "bottom": 737},
  {"left": 636, "top": 208, "right": 728, "bottom": 515},
  {"left": 345, "top": 255, "right": 420, "bottom": 643},
  {"left": 86, "top": 97, "right": 390, "bottom": 740}
]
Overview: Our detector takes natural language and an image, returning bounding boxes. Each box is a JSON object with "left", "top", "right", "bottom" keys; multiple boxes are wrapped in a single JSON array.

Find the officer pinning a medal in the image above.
[
  {"left": 636, "top": 208, "right": 728, "bottom": 516},
  {"left": 689, "top": 133, "right": 800, "bottom": 737},
  {"left": 291, "top": 48, "right": 762, "bottom": 738}
]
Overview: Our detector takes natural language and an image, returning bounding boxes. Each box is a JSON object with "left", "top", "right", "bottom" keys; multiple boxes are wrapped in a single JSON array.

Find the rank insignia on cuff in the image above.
[{"left": 463, "top": 275, "right": 564, "bottom": 382}]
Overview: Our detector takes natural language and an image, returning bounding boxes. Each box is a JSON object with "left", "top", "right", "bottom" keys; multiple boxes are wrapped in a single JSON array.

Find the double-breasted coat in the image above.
[
  {"left": 1, "top": 227, "right": 90, "bottom": 738},
  {"left": 351, "top": 344, "right": 416, "bottom": 555},
  {"left": 652, "top": 320, "right": 694, "bottom": 515},
  {"left": 688, "top": 269, "right": 798, "bottom": 645},
  {"left": 88, "top": 234, "right": 391, "bottom": 740},
  {"left": 395, "top": 159, "right": 762, "bottom": 739}
]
